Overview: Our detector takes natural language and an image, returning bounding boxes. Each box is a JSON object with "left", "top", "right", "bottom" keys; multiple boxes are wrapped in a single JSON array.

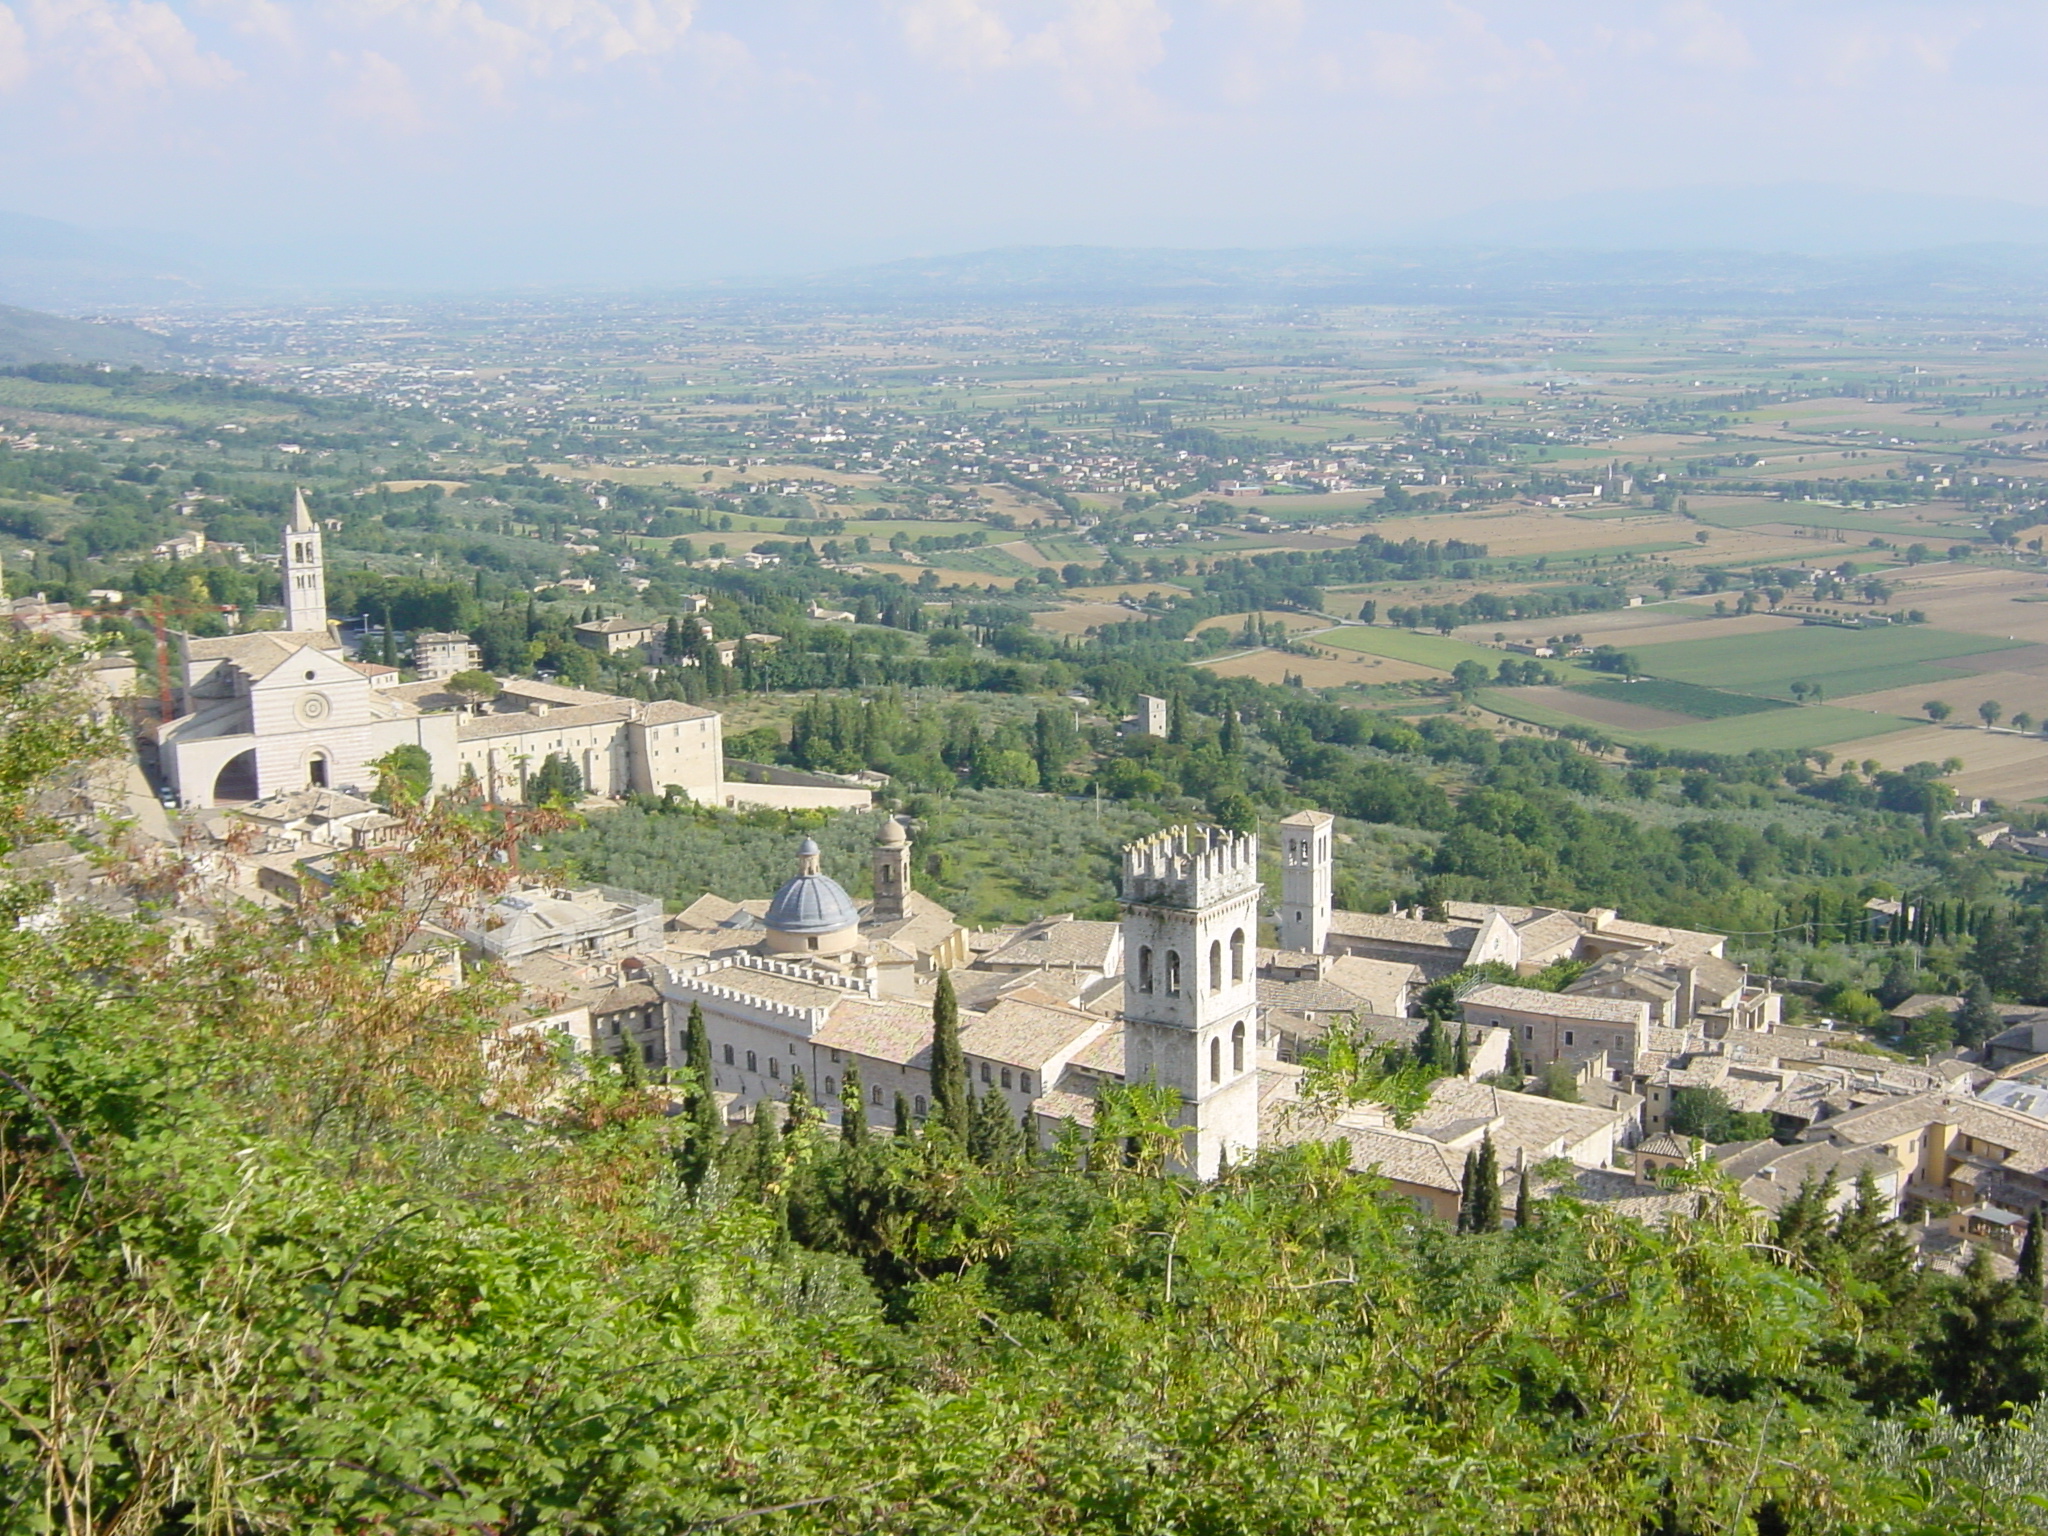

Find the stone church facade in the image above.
[{"left": 154, "top": 491, "right": 725, "bottom": 809}]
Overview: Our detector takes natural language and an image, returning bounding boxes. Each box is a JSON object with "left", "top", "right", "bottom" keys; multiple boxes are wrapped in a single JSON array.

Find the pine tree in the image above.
[
  {"left": 1876, "top": 951, "right": 1917, "bottom": 1010},
  {"left": 893, "top": 1090, "right": 913, "bottom": 1137},
  {"left": 929, "top": 970, "right": 969, "bottom": 1140},
  {"left": 1471, "top": 1134, "right": 1503, "bottom": 1233},
  {"left": 840, "top": 1062, "right": 868, "bottom": 1145},
  {"left": 676, "top": 1002, "right": 719, "bottom": 1195},
  {"left": 1954, "top": 977, "right": 2003, "bottom": 1049}
]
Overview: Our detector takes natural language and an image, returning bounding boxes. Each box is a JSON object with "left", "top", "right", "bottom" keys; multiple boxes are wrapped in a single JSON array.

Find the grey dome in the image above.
[
  {"left": 876, "top": 816, "right": 907, "bottom": 846},
  {"left": 765, "top": 869, "right": 860, "bottom": 935}
]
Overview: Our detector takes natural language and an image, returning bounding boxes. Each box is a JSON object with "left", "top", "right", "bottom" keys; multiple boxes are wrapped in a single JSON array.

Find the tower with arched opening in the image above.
[{"left": 1118, "top": 825, "right": 1261, "bottom": 1179}]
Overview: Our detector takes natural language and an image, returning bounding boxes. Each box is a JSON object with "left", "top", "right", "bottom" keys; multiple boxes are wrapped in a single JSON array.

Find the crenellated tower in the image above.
[
  {"left": 1119, "top": 825, "right": 1262, "bottom": 1179},
  {"left": 1277, "top": 809, "right": 1333, "bottom": 954}
]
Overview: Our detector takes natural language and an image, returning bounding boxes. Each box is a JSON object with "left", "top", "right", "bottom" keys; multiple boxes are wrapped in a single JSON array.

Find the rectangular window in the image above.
[
  {"left": 1020, "top": 1074, "right": 1031, "bottom": 1094},
  {"left": 1001, "top": 1069, "right": 1012, "bottom": 1090},
  {"left": 1564, "top": 1031, "right": 1575, "bottom": 1046}
]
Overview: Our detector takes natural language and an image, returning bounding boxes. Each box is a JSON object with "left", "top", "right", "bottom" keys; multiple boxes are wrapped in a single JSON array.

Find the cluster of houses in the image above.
[{"left": 58, "top": 784, "right": 2018, "bottom": 1269}]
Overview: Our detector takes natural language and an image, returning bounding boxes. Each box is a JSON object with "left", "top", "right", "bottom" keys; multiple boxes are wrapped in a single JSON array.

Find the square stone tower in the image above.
[
  {"left": 1277, "top": 809, "right": 1334, "bottom": 955},
  {"left": 1120, "top": 825, "right": 1262, "bottom": 1179}
]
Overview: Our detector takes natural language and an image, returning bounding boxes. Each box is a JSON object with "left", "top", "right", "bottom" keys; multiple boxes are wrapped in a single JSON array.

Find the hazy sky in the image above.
[{"left": 5, "top": 1, "right": 2048, "bottom": 283}]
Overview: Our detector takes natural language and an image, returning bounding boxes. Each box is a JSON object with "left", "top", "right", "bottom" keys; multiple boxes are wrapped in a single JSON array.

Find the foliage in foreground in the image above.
[{"left": 0, "top": 641, "right": 2041, "bottom": 1533}]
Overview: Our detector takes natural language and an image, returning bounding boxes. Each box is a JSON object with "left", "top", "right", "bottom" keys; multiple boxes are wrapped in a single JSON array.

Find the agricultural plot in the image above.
[
  {"left": 1320, "top": 625, "right": 1525, "bottom": 675},
  {"left": 1828, "top": 723, "right": 2048, "bottom": 803},
  {"left": 1481, "top": 689, "right": 1913, "bottom": 754},
  {"left": 1624, "top": 624, "right": 2025, "bottom": 702},
  {"left": 1685, "top": 495, "right": 1969, "bottom": 540},
  {"left": 1836, "top": 659, "right": 2048, "bottom": 726},
  {"left": 1199, "top": 648, "right": 1439, "bottom": 687},
  {"left": 1571, "top": 678, "right": 1791, "bottom": 719}
]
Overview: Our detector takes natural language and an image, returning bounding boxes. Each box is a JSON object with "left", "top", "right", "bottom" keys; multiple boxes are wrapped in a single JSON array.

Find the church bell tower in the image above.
[
  {"left": 1119, "top": 826, "right": 1262, "bottom": 1179},
  {"left": 282, "top": 487, "right": 327, "bottom": 635},
  {"left": 872, "top": 815, "right": 912, "bottom": 923},
  {"left": 1277, "top": 809, "right": 1333, "bottom": 954}
]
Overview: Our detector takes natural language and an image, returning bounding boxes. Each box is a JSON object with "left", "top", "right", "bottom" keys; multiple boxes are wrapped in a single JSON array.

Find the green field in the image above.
[
  {"left": 1571, "top": 678, "right": 1790, "bottom": 718},
  {"left": 1625, "top": 624, "right": 2024, "bottom": 701},
  {"left": 1480, "top": 689, "right": 1912, "bottom": 754},
  {"left": 1320, "top": 625, "right": 1593, "bottom": 677},
  {"left": 1638, "top": 707, "right": 1916, "bottom": 754}
]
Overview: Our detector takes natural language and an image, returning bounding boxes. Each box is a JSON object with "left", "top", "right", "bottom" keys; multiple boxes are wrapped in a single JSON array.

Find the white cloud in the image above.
[
  {"left": 894, "top": 0, "right": 1169, "bottom": 103},
  {"left": 329, "top": 45, "right": 424, "bottom": 130},
  {"left": 11, "top": 0, "right": 238, "bottom": 96},
  {"left": 1664, "top": 1, "right": 1754, "bottom": 69},
  {"left": 0, "top": 6, "right": 28, "bottom": 89}
]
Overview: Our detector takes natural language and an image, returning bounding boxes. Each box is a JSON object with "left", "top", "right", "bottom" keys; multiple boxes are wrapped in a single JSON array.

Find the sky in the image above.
[{"left": 5, "top": 0, "right": 2048, "bottom": 286}]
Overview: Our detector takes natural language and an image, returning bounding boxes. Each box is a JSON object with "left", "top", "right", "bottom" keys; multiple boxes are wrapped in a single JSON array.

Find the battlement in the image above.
[{"left": 1121, "top": 824, "right": 1260, "bottom": 910}]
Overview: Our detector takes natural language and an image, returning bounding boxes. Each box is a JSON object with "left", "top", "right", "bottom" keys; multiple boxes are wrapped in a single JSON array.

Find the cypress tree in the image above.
[
  {"left": 893, "top": 1090, "right": 913, "bottom": 1137},
  {"left": 1454, "top": 1023, "right": 1471, "bottom": 1077},
  {"left": 1416, "top": 1017, "right": 1448, "bottom": 1075},
  {"left": 929, "top": 969, "right": 969, "bottom": 1140},
  {"left": 1457, "top": 1149, "right": 1478, "bottom": 1234},
  {"left": 1471, "top": 1134, "right": 1503, "bottom": 1233},
  {"left": 1515, "top": 1166, "right": 1534, "bottom": 1231},
  {"left": 783, "top": 1069, "right": 814, "bottom": 1141},
  {"left": 618, "top": 1028, "right": 647, "bottom": 1090},
  {"left": 677, "top": 1002, "right": 719, "bottom": 1195},
  {"left": 2022, "top": 1210, "right": 2044, "bottom": 1299},
  {"left": 840, "top": 1062, "right": 868, "bottom": 1145}
]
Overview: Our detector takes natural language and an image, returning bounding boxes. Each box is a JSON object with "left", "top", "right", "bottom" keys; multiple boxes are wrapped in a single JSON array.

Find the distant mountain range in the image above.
[
  {"left": 14, "top": 182, "right": 2048, "bottom": 314},
  {"left": 785, "top": 242, "right": 2048, "bottom": 313}
]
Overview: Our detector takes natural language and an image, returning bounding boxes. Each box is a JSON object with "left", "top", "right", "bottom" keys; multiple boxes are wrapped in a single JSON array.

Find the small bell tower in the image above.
[
  {"left": 1277, "top": 809, "right": 1333, "bottom": 954},
  {"left": 281, "top": 487, "right": 327, "bottom": 635},
  {"left": 872, "top": 815, "right": 911, "bottom": 923}
]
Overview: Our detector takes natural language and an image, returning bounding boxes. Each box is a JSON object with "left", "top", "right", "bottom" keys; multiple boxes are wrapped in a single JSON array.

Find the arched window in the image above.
[
  {"left": 913, "top": 1095, "right": 927, "bottom": 1117},
  {"left": 1019, "top": 1073, "right": 1032, "bottom": 1093},
  {"left": 1137, "top": 946, "right": 1154, "bottom": 993},
  {"left": 1166, "top": 950, "right": 1182, "bottom": 995},
  {"left": 768, "top": 1058, "right": 780, "bottom": 1080},
  {"left": 1232, "top": 1020, "right": 1246, "bottom": 1074},
  {"left": 1208, "top": 940, "right": 1223, "bottom": 993},
  {"left": 871, "top": 1083, "right": 883, "bottom": 1105},
  {"left": 824, "top": 1077, "right": 835, "bottom": 1096},
  {"left": 1001, "top": 1068, "right": 1012, "bottom": 1089},
  {"left": 723, "top": 1044, "right": 734, "bottom": 1066},
  {"left": 745, "top": 1050, "right": 757, "bottom": 1073},
  {"left": 980, "top": 1062, "right": 992, "bottom": 1084},
  {"left": 1209, "top": 1036, "right": 1221, "bottom": 1084},
  {"left": 1230, "top": 928, "right": 1246, "bottom": 983}
]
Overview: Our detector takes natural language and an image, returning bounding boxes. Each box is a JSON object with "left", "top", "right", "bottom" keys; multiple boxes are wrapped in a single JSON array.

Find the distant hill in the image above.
[
  {"left": 0, "top": 210, "right": 215, "bottom": 310},
  {"left": 0, "top": 302, "right": 184, "bottom": 367}
]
